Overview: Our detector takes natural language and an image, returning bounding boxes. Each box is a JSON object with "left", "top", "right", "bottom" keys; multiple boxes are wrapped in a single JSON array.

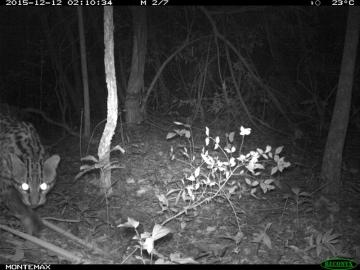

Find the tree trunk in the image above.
[
  {"left": 98, "top": 6, "right": 118, "bottom": 195},
  {"left": 41, "top": 12, "right": 81, "bottom": 122},
  {"left": 151, "top": 38, "right": 170, "bottom": 112},
  {"left": 264, "top": 14, "right": 297, "bottom": 96},
  {"left": 321, "top": 7, "right": 360, "bottom": 195},
  {"left": 77, "top": 7, "right": 91, "bottom": 139},
  {"left": 125, "top": 7, "right": 147, "bottom": 124},
  {"left": 58, "top": 8, "right": 82, "bottom": 127}
]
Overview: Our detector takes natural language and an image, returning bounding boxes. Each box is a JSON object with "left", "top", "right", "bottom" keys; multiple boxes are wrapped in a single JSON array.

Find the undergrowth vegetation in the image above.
[
  {"left": 79, "top": 121, "right": 346, "bottom": 264},
  {"left": 117, "top": 122, "right": 325, "bottom": 264}
]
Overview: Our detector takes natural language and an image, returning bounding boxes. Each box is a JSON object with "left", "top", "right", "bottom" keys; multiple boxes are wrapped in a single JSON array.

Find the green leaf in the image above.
[
  {"left": 166, "top": 132, "right": 177, "bottom": 140},
  {"left": 205, "top": 137, "right": 210, "bottom": 146},
  {"left": 184, "top": 130, "right": 191, "bottom": 138},
  {"left": 112, "top": 145, "right": 125, "bottom": 154},
  {"left": 117, "top": 217, "right": 139, "bottom": 228},
  {"left": 152, "top": 224, "right": 172, "bottom": 241},
  {"left": 291, "top": 187, "right": 300, "bottom": 195},
  {"left": 228, "top": 131, "right": 235, "bottom": 143},
  {"left": 81, "top": 155, "right": 99, "bottom": 163},
  {"left": 143, "top": 237, "right": 154, "bottom": 254},
  {"left": 275, "top": 146, "right": 284, "bottom": 155},
  {"left": 79, "top": 164, "right": 93, "bottom": 171},
  {"left": 265, "top": 145, "right": 271, "bottom": 153},
  {"left": 263, "top": 234, "right": 272, "bottom": 249}
]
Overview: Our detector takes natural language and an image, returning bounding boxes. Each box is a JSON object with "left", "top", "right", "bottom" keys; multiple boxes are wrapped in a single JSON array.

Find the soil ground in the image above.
[{"left": 1, "top": 114, "right": 360, "bottom": 264}]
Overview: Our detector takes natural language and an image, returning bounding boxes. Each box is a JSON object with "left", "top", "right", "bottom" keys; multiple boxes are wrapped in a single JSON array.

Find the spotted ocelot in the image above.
[{"left": 0, "top": 112, "right": 60, "bottom": 235}]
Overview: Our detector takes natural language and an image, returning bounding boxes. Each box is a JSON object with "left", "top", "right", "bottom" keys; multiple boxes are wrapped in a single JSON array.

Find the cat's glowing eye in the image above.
[
  {"left": 21, "top": 183, "right": 29, "bottom": 191},
  {"left": 40, "top": 183, "right": 48, "bottom": 191}
]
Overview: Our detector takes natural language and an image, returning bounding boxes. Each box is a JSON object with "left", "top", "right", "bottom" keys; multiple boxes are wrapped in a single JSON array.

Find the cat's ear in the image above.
[
  {"left": 43, "top": 155, "right": 60, "bottom": 182},
  {"left": 10, "top": 154, "right": 27, "bottom": 181}
]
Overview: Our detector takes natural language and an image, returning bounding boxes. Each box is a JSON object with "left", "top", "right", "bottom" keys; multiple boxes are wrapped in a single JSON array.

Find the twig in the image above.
[
  {"left": 161, "top": 166, "right": 240, "bottom": 226},
  {"left": 0, "top": 224, "right": 89, "bottom": 263},
  {"left": 199, "top": 7, "right": 292, "bottom": 126},
  {"left": 42, "top": 220, "right": 106, "bottom": 255},
  {"left": 23, "top": 107, "right": 78, "bottom": 137}
]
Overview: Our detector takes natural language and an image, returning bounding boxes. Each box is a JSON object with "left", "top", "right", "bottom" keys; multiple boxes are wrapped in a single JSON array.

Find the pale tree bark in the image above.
[
  {"left": 98, "top": 6, "right": 118, "bottom": 195},
  {"left": 321, "top": 7, "right": 360, "bottom": 195},
  {"left": 77, "top": 7, "right": 91, "bottom": 139},
  {"left": 125, "top": 7, "right": 147, "bottom": 124}
]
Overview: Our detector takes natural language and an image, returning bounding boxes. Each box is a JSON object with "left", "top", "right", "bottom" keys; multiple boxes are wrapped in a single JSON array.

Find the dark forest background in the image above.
[{"left": 0, "top": 7, "right": 356, "bottom": 135}]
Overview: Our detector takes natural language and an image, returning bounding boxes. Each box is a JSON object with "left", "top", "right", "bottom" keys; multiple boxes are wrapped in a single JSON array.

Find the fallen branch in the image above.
[
  {"left": 0, "top": 224, "right": 89, "bottom": 263},
  {"left": 42, "top": 219, "right": 106, "bottom": 255}
]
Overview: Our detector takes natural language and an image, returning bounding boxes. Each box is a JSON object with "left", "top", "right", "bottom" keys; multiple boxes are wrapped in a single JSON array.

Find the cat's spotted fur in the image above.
[{"left": 0, "top": 113, "right": 60, "bottom": 235}]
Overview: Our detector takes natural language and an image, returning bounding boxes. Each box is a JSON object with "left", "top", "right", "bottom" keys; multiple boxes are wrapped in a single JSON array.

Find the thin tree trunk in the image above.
[
  {"left": 117, "top": 48, "right": 127, "bottom": 103},
  {"left": 41, "top": 12, "right": 81, "bottom": 122},
  {"left": 152, "top": 39, "right": 170, "bottom": 112},
  {"left": 125, "top": 7, "right": 147, "bottom": 124},
  {"left": 58, "top": 8, "right": 82, "bottom": 126},
  {"left": 77, "top": 7, "right": 91, "bottom": 139},
  {"left": 98, "top": 6, "right": 118, "bottom": 195},
  {"left": 321, "top": 7, "right": 360, "bottom": 195}
]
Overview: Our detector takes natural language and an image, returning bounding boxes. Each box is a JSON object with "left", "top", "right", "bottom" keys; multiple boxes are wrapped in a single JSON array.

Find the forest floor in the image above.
[{"left": 1, "top": 114, "right": 360, "bottom": 264}]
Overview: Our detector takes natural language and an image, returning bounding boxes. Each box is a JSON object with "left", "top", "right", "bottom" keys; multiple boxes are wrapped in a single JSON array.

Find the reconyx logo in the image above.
[{"left": 321, "top": 257, "right": 357, "bottom": 270}]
